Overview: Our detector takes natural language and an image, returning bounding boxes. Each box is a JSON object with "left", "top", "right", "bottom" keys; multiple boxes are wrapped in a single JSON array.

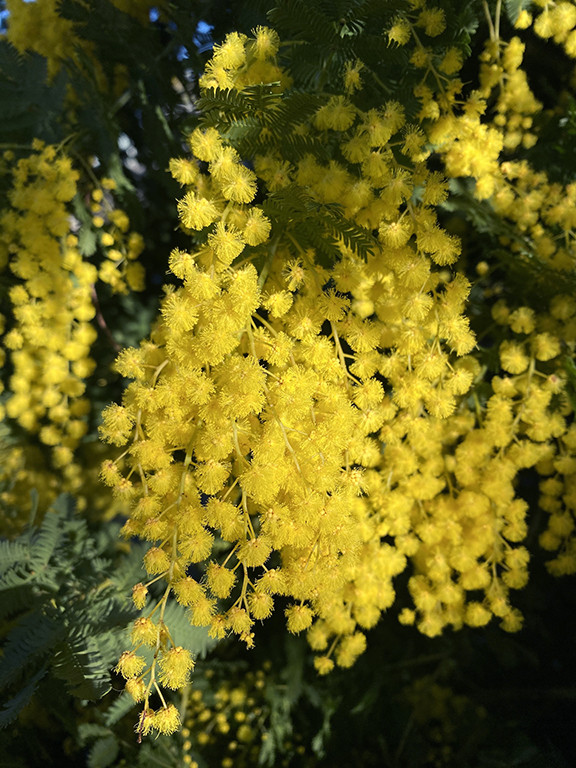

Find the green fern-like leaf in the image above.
[
  {"left": 0, "top": 611, "right": 62, "bottom": 690},
  {"left": 0, "top": 540, "right": 29, "bottom": 573},
  {"left": 0, "top": 584, "right": 35, "bottom": 622},
  {"left": 0, "top": 493, "right": 138, "bottom": 726},
  {"left": 198, "top": 84, "right": 283, "bottom": 130},
  {"left": 0, "top": 40, "right": 66, "bottom": 144},
  {"left": 264, "top": 184, "right": 376, "bottom": 262},
  {"left": 104, "top": 692, "right": 137, "bottom": 727},
  {"left": 0, "top": 566, "right": 33, "bottom": 594},
  {"left": 52, "top": 632, "right": 113, "bottom": 700},
  {"left": 0, "top": 665, "right": 48, "bottom": 729},
  {"left": 28, "top": 506, "right": 67, "bottom": 573},
  {"left": 161, "top": 600, "right": 219, "bottom": 659},
  {"left": 88, "top": 735, "right": 119, "bottom": 768},
  {"left": 78, "top": 723, "right": 114, "bottom": 743},
  {"left": 268, "top": 0, "right": 339, "bottom": 46}
]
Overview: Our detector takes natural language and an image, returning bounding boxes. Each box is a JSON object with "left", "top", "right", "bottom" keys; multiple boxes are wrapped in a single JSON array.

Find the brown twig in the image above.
[{"left": 90, "top": 283, "right": 121, "bottom": 352}]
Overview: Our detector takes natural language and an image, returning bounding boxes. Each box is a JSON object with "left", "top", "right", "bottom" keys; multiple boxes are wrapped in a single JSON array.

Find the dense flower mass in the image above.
[
  {"left": 91, "top": 13, "right": 576, "bottom": 734},
  {"left": 0, "top": 142, "right": 145, "bottom": 528},
  {"left": 1, "top": 0, "right": 576, "bottom": 746}
]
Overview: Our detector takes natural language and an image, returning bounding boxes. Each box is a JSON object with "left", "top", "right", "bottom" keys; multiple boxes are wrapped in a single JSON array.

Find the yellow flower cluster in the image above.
[
  {"left": 491, "top": 297, "right": 576, "bottom": 578},
  {"left": 199, "top": 27, "right": 286, "bottom": 91},
  {"left": 6, "top": 0, "right": 76, "bottom": 78},
  {"left": 493, "top": 161, "right": 576, "bottom": 273},
  {"left": 6, "top": 0, "right": 164, "bottom": 77},
  {"left": 413, "top": 2, "right": 576, "bottom": 275},
  {"left": 0, "top": 142, "right": 145, "bottom": 530},
  {"left": 528, "top": 0, "right": 576, "bottom": 57},
  {"left": 0, "top": 425, "right": 60, "bottom": 533},
  {"left": 408, "top": 3, "right": 576, "bottom": 609},
  {"left": 90, "top": 184, "right": 146, "bottom": 294},
  {"left": 102, "top": 26, "right": 485, "bottom": 727},
  {"left": 0, "top": 143, "right": 92, "bottom": 487},
  {"left": 478, "top": 36, "right": 541, "bottom": 150},
  {"left": 99, "top": 6, "right": 576, "bottom": 734}
]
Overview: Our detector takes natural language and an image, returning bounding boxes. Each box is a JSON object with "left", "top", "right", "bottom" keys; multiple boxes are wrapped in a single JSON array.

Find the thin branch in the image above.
[{"left": 90, "top": 283, "right": 121, "bottom": 352}]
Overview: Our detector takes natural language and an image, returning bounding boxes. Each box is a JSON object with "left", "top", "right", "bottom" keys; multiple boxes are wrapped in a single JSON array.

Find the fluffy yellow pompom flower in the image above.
[
  {"left": 335, "top": 633, "right": 367, "bottom": 668},
  {"left": 132, "top": 583, "right": 148, "bottom": 610},
  {"left": 159, "top": 647, "right": 195, "bottom": 690},
  {"left": 208, "top": 222, "right": 246, "bottom": 268},
  {"left": 99, "top": 404, "right": 134, "bottom": 446},
  {"left": 219, "top": 164, "right": 257, "bottom": 203},
  {"left": 417, "top": 7, "right": 446, "bottom": 37},
  {"left": 285, "top": 604, "right": 313, "bottom": 634},
  {"left": 125, "top": 678, "right": 147, "bottom": 702},
  {"left": 315, "top": 96, "right": 356, "bottom": 131},
  {"left": 212, "top": 31, "right": 247, "bottom": 70},
  {"left": 532, "top": 333, "right": 561, "bottom": 361},
  {"left": 177, "top": 191, "right": 219, "bottom": 229},
  {"left": 314, "top": 656, "right": 335, "bottom": 675},
  {"left": 248, "top": 591, "right": 274, "bottom": 620},
  {"left": 388, "top": 17, "right": 411, "bottom": 46},
  {"left": 143, "top": 547, "right": 171, "bottom": 575},
  {"left": 153, "top": 704, "right": 181, "bottom": 735},
  {"left": 243, "top": 208, "right": 272, "bottom": 245},
  {"left": 499, "top": 341, "right": 530, "bottom": 374},
  {"left": 115, "top": 651, "right": 146, "bottom": 680},
  {"left": 169, "top": 157, "right": 199, "bottom": 186},
  {"left": 131, "top": 617, "right": 159, "bottom": 647},
  {"left": 206, "top": 562, "right": 237, "bottom": 598},
  {"left": 189, "top": 127, "right": 223, "bottom": 162},
  {"left": 252, "top": 26, "right": 280, "bottom": 60}
]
